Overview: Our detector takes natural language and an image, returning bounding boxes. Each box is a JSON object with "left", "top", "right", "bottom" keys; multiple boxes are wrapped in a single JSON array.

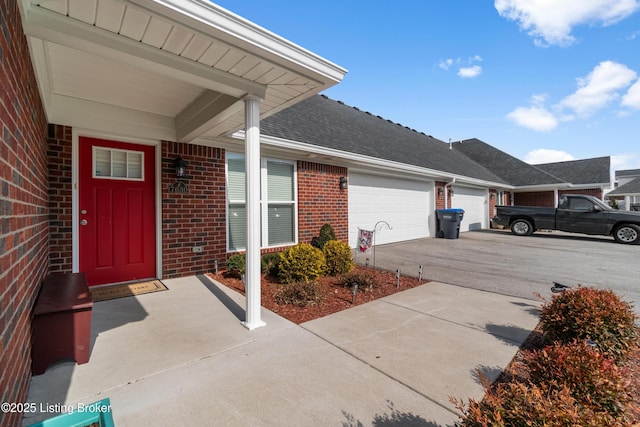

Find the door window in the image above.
[{"left": 94, "top": 147, "right": 144, "bottom": 180}]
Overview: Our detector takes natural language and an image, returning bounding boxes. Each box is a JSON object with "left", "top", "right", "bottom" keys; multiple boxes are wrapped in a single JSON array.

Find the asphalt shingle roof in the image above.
[
  {"left": 261, "top": 95, "right": 507, "bottom": 184},
  {"left": 536, "top": 157, "right": 610, "bottom": 185},
  {"left": 261, "top": 95, "right": 610, "bottom": 189},
  {"left": 608, "top": 177, "right": 640, "bottom": 195},
  {"left": 615, "top": 169, "right": 640, "bottom": 178},
  {"left": 450, "top": 139, "right": 565, "bottom": 186}
]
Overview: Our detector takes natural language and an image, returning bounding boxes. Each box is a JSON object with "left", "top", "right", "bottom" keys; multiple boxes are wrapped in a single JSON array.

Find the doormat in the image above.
[{"left": 90, "top": 280, "right": 168, "bottom": 302}]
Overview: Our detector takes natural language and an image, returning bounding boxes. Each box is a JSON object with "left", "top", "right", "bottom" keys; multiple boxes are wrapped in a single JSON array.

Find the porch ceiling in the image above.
[{"left": 19, "top": 0, "right": 346, "bottom": 142}]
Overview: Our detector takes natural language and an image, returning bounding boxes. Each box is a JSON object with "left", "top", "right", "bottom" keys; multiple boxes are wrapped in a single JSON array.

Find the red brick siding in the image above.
[
  {"left": 514, "top": 191, "right": 555, "bottom": 207},
  {"left": 47, "top": 125, "right": 73, "bottom": 272},
  {"left": 297, "top": 162, "right": 348, "bottom": 243},
  {"left": 161, "top": 142, "right": 227, "bottom": 278},
  {"left": 435, "top": 181, "right": 446, "bottom": 210},
  {"left": 0, "top": 1, "right": 50, "bottom": 425},
  {"left": 514, "top": 188, "right": 603, "bottom": 208}
]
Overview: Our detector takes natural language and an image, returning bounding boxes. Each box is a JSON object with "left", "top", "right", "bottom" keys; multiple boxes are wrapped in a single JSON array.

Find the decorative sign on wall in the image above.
[{"left": 168, "top": 181, "right": 189, "bottom": 193}]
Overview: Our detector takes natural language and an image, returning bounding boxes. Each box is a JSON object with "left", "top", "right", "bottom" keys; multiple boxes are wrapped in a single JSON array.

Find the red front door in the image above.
[{"left": 79, "top": 137, "right": 156, "bottom": 286}]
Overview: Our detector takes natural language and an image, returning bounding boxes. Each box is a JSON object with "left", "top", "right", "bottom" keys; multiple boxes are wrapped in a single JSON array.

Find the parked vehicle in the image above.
[{"left": 492, "top": 194, "right": 640, "bottom": 244}]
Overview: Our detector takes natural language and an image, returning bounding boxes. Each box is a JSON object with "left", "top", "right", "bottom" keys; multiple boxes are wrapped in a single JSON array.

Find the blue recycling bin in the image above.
[{"left": 435, "top": 208, "right": 465, "bottom": 239}]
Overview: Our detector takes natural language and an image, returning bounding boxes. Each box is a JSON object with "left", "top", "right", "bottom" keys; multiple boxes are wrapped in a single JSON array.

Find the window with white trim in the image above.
[
  {"left": 226, "top": 154, "right": 297, "bottom": 251},
  {"left": 93, "top": 147, "right": 144, "bottom": 180}
]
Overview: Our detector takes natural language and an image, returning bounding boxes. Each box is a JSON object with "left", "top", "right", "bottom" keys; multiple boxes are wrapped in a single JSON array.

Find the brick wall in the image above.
[
  {"left": 297, "top": 161, "right": 348, "bottom": 243},
  {"left": 514, "top": 191, "right": 555, "bottom": 207},
  {"left": 162, "top": 142, "right": 227, "bottom": 278},
  {"left": 0, "top": 0, "right": 50, "bottom": 425},
  {"left": 514, "top": 188, "right": 603, "bottom": 207},
  {"left": 435, "top": 181, "right": 446, "bottom": 210},
  {"left": 47, "top": 125, "right": 73, "bottom": 272}
]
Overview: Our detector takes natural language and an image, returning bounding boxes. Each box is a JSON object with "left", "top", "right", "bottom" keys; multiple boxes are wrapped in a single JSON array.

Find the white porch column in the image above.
[
  {"left": 242, "top": 95, "right": 266, "bottom": 330},
  {"left": 553, "top": 189, "right": 559, "bottom": 206}
]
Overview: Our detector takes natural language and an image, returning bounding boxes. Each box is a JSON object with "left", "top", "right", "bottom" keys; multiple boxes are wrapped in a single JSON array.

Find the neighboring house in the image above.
[
  {"left": 0, "top": 0, "right": 614, "bottom": 422},
  {"left": 451, "top": 139, "right": 610, "bottom": 207},
  {"left": 608, "top": 169, "right": 640, "bottom": 210}
]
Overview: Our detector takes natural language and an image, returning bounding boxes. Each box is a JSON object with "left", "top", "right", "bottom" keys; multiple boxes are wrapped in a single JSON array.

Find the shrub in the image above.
[
  {"left": 273, "top": 281, "right": 326, "bottom": 307},
  {"left": 261, "top": 252, "right": 281, "bottom": 277},
  {"left": 278, "top": 243, "right": 326, "bottom": 284},
  {"left": 323, "top": 240, "right": 354, "bottom": 276},
  {"left": 227, "top": 253, "right": 268, "bottom": 277},
  {"left": 453, "top": 381, "right": 624, "bottom": 427},
  {"left": 539, "top": 286, "right": 638, "bottom": 362},
  {"left": 524, "top": 341, "right": 632, "bottom": 417},
  {"left": 312, "top": 223, "right": 337, "bottom": 249},
  {"left": 226, "top": 253, "right": 246, "bottom": 275},
  {"left": 338, "top": 270, "right": 377, "bottom": 292}
]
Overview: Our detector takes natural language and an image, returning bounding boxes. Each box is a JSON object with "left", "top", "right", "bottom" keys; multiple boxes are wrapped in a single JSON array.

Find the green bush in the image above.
[
  {"left": 338, "top": 270, "right": 377, "bottom": 292},
  {"left": 322, "top": 240, "right": 354, "bottom": 276},
  {"left": 227, "top": 253, "right": 269, "bottom": 277},
  {"left": 273, "top": 281, "right": 326, "bottom": 306},
  {"left": 312, "top": 223, "right": 337, "bottom": 249},
  {"left": 277, "top": 243, "right": 326, "bottom": 284},
  {"left": 261, "top": 252, "right": 281, "bottom": 277},
  {"left": 226, "top": 253, "right": 246, "bottom": 274},
  {"left": 524, "top": 341, "right": 632, "bottom": 417},
  {"left": 540, "top": 287, "right": 638, "bottom": 362}
]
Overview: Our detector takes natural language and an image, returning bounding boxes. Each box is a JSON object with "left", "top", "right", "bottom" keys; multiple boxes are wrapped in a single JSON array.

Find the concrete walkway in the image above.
[{"left": 23, "top": 275, "right": 540, "bottom": 427}]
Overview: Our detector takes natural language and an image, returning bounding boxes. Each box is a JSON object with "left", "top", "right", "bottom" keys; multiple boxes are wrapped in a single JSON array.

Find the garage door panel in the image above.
[
  {"left": 349, "top": 173, "right": 433, "bottom": 246},
  {"left": 451, "top": 186, "right": 488, "bottom": 232}
]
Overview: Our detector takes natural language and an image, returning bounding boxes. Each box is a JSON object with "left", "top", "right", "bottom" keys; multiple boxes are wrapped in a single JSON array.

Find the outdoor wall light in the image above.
[
  {"left": 448, "top": 188, "right": 454, "bottom": 197},
  {"left": 339, "top": 176, "right": 348, "bottom": 190},
  {"left": 175, "top": 157, "right": 187, "bottom": 179},
  {"left": 437, "top": 188, "right": 443, "bottom": 196}
]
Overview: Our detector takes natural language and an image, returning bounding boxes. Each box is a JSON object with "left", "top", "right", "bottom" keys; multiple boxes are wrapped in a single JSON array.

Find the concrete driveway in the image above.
[{"left": 364, "top": 229, "right": 640, "bottom": 313}]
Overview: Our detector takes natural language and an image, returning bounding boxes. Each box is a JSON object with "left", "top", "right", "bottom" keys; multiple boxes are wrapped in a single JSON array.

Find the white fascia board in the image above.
[
  {"left": 513, "top": 183, "right": 573, "bottom": 192},
  {"left": 130, "top": 0, "right": 347, "bottom": 84},
  {"left": 25, "top": 37, "right": 53, "bottom": 121},
  {"left": 23, "top": 5, "right": 266, "bottom": 98},
  {"left": 224, "top": 132, "right": 511, "bottom": 189}
]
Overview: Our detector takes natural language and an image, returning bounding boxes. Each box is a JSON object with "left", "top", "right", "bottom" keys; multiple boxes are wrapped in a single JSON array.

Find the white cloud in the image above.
[
  {"left": 458, "top": 65, "right": 483, "bottom": 78},
  {"left": 558, "top": 61, "right": 637, "bottom": 116},
  {"left": 622, "top": 79, "right": 640, "bottom": 109},
  {"left": 506, "top": 94, "right": 558, "bottom": 131},
  {"left": 438, "top": 58, "right": 453, "bottom": 70},
  {"left": 438, "top": 55, "right": 483, "bottom": 78},
  {"left": 611, "top": 153, "right": 640, "bottom": 171},
  {"left": 525, "top": 149, "right": 576, "bottom": 164},
  {"left": 495, "top": 0, "right": 640, "bottom": 46}
]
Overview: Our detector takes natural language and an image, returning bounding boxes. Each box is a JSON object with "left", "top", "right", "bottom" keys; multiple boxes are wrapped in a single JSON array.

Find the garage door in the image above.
[
  {"left": 451, "top": 186, "right": 488, "bottom": 232},
  {"left": 348, "top": 173, "right": 433, "bottom": 247}
]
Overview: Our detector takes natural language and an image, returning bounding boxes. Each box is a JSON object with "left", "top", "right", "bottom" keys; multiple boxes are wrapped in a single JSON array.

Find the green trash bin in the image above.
[{"left": 435, "top": 208, "right": 465, "bottom": 239}]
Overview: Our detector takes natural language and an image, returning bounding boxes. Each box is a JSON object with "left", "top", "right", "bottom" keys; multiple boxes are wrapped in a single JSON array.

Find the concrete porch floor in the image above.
[{"left": 23, "top": 274, "right": 540, "bottom": 426}]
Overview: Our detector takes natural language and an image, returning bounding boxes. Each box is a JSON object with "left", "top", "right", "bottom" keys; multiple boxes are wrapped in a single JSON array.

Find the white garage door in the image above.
[
  {"left": 451, "top": 186, "right": 488, "bottom": 232},
  {"left": 348, "top": 173, "right": 433, "bottom": 247}
]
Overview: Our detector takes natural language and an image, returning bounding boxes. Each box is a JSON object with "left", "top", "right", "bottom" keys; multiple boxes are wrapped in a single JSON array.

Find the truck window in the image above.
[{"left": 567, "top": 197, "right": 593, "bottom": 211}]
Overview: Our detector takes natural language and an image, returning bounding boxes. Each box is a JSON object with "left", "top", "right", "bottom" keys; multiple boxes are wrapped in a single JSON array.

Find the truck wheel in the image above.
[
  {"left": 511, "top": 219, "right": 533, "bottom": 236},
  {"left": 613, "top": 224, "right": 640, "bottom": 244}
]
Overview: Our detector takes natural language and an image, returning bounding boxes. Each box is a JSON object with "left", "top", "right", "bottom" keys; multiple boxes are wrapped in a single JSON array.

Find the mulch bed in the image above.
[{"left": 209, "top": 265, "right": 425, "bottom": 324}]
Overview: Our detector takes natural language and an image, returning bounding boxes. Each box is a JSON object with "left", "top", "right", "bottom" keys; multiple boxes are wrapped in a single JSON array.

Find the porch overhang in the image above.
[{"left": 19, "top": 0, "right": 347, "bottom": 142}]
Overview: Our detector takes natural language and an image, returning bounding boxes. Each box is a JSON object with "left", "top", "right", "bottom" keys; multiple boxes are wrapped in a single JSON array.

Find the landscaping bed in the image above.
[{"left": 210, "top": 265, "right": 424, "bottom": 324}]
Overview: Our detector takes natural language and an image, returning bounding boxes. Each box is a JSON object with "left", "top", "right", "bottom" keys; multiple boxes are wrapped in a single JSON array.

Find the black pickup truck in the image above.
[{"left": 492, "top": 194, "right": 640, "bottom": 244}]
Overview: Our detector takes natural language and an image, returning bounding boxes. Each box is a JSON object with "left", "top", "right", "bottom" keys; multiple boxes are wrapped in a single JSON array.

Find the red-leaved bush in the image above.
[{"left": 540, "top": 287, "right": 638, "bottom": 362}]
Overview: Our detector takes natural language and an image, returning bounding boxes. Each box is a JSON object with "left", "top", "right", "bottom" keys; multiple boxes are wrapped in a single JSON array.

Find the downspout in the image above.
[{"left": 444, "top": 177, "right": 456, "bottom": 209}]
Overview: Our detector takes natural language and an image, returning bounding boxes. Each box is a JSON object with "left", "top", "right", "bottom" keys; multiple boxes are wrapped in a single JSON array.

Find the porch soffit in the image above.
[{"left": 20, "top": 0, "right": 346, "bottom": 142}]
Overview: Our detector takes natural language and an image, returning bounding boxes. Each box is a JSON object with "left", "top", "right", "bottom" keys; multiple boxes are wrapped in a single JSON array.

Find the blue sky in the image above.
[{"left": 213, "top": 1, "right": 640, "bottom": 173}]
